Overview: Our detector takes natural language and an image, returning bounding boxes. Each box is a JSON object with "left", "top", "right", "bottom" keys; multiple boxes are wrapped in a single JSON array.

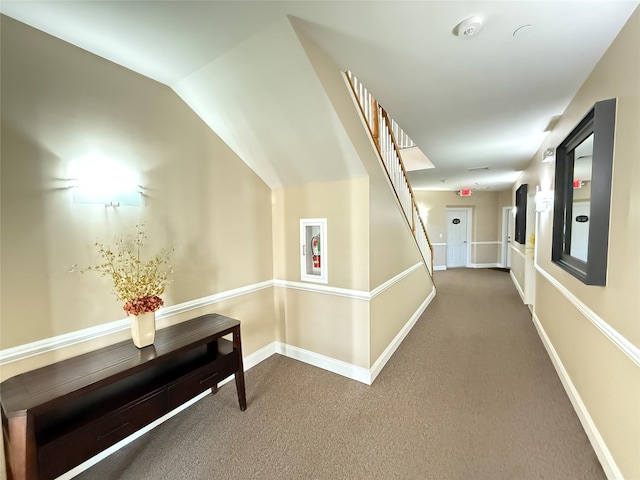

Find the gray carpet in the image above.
[{"left": 76, "top": 268, "right": 604, "bottom": 479}]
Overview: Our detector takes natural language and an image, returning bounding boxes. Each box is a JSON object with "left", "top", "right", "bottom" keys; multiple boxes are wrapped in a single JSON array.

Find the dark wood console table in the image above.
[{"left": 1, "top": 313, "right": 246, "bottom": 480}]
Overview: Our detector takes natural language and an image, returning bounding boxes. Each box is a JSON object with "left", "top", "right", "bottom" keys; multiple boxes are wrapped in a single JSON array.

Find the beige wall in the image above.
[
  {"left": 510, "top": 249, "right": 526, "bottom": 294},
  {"left": 294, "top": 26, "right": 435, "bottom": 368},
  {"left": 516, "top": 8, "right": 640, "bottom": 477},
  {"left": 370, "top": 267, "right": 431, "bottom": 364},
  {"left": 271, "top": 178, "right": 371, "bottom": 366},
  {"left": 414, "top": 190, "right": 506, "bottom": 266},
  {"left": 275, "top": 287, "right": 370, "bottom": 368},
  {"left": 271, "top": 166, "right": 433, "bottom": 369},
  {"left": 296, "top": 24, "right": 428, "bottom": 289},
  {"left": 272, "top": 178, "right": 369, "bottom": 291},
  {"left": 0, "top": 17, "right": 276, "bottom": 360},
  {"left": 1, "top": 13, "right": 435, "bottom": 380}
]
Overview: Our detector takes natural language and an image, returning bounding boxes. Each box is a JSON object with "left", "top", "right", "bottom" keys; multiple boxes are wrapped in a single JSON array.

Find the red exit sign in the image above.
[{"left": 459, "top": 188, "right": 472, "bottom": 197}]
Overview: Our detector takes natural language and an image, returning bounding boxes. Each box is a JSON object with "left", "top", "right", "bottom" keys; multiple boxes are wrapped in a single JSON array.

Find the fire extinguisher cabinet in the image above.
[{"left": 300, "top": 218, "right": 328, "bottom": 284}]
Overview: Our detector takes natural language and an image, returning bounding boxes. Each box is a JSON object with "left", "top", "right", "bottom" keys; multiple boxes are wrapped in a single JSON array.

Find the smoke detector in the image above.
[{"left": 456, "top": 16, "right": 483, "bottom": 38}]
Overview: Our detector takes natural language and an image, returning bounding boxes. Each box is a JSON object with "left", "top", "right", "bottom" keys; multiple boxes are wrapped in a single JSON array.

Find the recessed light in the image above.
[{"left": 513, "top": 24, "right": 534, "bottom": 37}]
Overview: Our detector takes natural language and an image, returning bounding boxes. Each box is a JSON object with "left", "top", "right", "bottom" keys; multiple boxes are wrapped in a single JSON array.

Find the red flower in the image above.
[{"left": 123, "top": 295, "right": 164, "bottom": 316}]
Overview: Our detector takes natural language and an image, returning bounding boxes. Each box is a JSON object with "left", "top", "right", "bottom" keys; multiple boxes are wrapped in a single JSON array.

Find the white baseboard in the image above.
[
  {"left": 274, "top": 289, "right": 436, "bottom": 386},
  {"left": 369, "top": 288, "right": 436, "bottom": 383},
  {"left": 2, "top": 266, "right": 428, "bottom": 366},
  {"left": 439, "top": 264, "right": 503, "bottom": 270},
  {"left": 17, "top": 284, "right": 438, "bottom": 477},
  {"left": 510, "top": 270, "right": 526, "bottom": 303},
  {"left": 275, "top": 342, "right": 371, "bottom": 384},
  {"left": 531, "top": 312, "right": 623, "bottom": 480}
]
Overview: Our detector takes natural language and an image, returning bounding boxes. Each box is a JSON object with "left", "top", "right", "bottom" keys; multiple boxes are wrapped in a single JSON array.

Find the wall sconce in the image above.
[
  {"left": 535, "top": 187, "right": 554, "bottom": 212},
  {"left": 542, "top": 148, "right": 555, "bottom": 163},
  {"left": 68, "top": 154, "right": 142, "bottom": 207}
]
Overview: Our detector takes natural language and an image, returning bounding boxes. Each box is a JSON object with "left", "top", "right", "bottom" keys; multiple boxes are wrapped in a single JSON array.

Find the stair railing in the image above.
[{"left": 346, "top": 71, "right": 434, "bottom": 278}]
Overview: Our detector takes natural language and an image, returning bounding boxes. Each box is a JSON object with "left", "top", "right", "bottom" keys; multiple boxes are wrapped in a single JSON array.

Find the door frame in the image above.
[
  {"left": 446, "top": 207, "right": 472, "bottom": 268},
  {"left": 501, "top": 206, "right": 513, "bottom": 268}
]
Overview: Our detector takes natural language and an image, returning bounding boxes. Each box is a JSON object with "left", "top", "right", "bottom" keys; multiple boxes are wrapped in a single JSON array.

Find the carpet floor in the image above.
[{"left": 76, "top": 268, "right": 604, "bottom": 479}]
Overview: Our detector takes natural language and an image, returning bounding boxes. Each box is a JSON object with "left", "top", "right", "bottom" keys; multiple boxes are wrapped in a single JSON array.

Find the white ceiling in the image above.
[{"left": 2, "top": 1, "right": 638, "bottom": 192}]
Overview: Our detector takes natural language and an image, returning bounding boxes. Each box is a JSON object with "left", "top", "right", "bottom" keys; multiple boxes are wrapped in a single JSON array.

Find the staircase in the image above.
[{"left": 345, "top": 72, "right": 434, "bottom": 278}]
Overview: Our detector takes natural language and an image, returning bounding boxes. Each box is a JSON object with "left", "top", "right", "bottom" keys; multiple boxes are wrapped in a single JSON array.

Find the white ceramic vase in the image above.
[{"left": 130, "top": 311, "right": 156, "bottom": 348}]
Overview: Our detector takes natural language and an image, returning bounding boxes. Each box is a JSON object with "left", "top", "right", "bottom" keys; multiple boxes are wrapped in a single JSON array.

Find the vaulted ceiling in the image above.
[{"left": 2, "top": 1, "right": 637, "bottom": 191}]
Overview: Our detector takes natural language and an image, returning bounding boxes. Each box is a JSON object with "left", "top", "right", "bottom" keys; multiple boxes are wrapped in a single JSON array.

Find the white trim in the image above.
[
  {"left": 535, "top": 264, "right": 640, "bottom": 367},
  {"left": 0, "top": 280, "right": 274, "bottom": 365},
  {"left": 1, "top": 264, "right": 433, "bottom": 365},
  {"left": 0, "top": 318, "right": 130, "bottom": 365},
  {"left": 274, "top": 262, "right": 425, "bottom": 301},
  {"left": 431, "top": 242, "right": 447, "bottom": 247},
  {"left": 369, "top": 289, "right": 436, "bottom": 383},
  {"left": 468, "top": 263, "right": 500, "bottom": 269},
  {"left": 531, "top": 312, "right": 623, "bottom": 480},
  {"left": 510, "top": 270, "right": 526, "bottom": 303},
  {"left": 370, "top": 262, "right": 423, "bottom": 298},
  {"left": 434, "top": 265, "right": 447, "bottom": 271},
  {"left": 470, "top": 241, "right": 501, "bottom": 245},
  {"left": 511, "top": 244, "right": 526, "bottom": 258},
  {"left": 273, "top": 279, "right": 369, "bottom": 300},
  {"left": 275, "top": 288, "right": 436, "bottom": 386},
  {"left": 56, "top": 342, "right": 278, "bottom": 480},
  {"left": 20, "top": 274, "right": 437, "bottom": 476},
  {"left": 276, "top": 342, "right": 372, "bottom": 384},
  {"left": 158, "top": 280, "right": 273, "bottom": 318}
]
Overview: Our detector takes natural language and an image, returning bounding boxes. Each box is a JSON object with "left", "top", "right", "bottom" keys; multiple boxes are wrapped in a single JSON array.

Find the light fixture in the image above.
[
  {"left": 68, "top": 154, "right": 142, "bottom": 207},
  {"left": 456, "top": 16, "right": 483, "bottom": 38},
  {"left": 542, "top": 148, "right": 555, "bottom": 163},
  {"left": 458, "top": 188, "right": 473, "bottom": 197},
  {"left": 535, "top": 186, "right": 554, "bottom": 212},
  {"left": 513, "top": 24, "right": 534, "bottom": 37}
]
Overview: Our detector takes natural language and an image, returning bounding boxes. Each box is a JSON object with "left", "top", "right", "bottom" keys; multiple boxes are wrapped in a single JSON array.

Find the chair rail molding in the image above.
[{"left": 2, "top": 263, "right": 431, "bottom": 365}]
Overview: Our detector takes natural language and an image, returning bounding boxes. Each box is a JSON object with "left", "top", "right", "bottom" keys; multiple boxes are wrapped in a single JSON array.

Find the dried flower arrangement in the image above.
[{"left": 77, "top": 224, "right": 173, "bottom": 316}]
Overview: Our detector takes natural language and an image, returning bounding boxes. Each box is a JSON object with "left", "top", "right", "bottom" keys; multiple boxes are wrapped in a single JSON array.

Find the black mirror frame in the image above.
[
  {"left": 515, "top": 184, "right": 527, "bottom": 244},
  {"left": 552, "top": 98, "right": 616, "bottom": 286}
]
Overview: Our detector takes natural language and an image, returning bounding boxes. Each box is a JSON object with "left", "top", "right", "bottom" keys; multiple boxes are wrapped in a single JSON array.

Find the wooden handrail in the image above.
[
  {"left": 379, "top": 108, "right": 435, "bottom": 276},
  {"left": 345, "top": 71, "right": 434, "bottom": 278}
]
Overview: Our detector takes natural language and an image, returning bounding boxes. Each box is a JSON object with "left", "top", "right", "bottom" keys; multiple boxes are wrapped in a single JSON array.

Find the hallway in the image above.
[{"left": 77, "top": 268, "right": 604, "bottom": 479}]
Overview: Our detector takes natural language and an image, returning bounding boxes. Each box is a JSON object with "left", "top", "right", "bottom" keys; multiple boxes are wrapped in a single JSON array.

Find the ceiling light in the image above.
[
  {"left": 456, "top": 16, "right": 483, "bottom": 38},
  {"left": 513, "top": 24, "right": 534, "bottom": 37},
  {"left": 542, "top": 148, "right": 555, "bottom": 163}
]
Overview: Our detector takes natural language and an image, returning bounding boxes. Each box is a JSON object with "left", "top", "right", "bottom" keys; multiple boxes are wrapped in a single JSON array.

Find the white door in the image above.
[
  {"left": 447, "top": 209, "right": 468, "bottom": 268},
  {"left": 502, "top": 207, "right": 513, "bottom": 268},
  {"left": 571, "top": 202, "right": 590, "bottom": 262}
]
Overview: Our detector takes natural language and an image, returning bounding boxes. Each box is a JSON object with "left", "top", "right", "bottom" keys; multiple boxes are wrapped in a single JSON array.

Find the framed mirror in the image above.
[
  {"left": 515, "top": 184, "right": 527, "bottom": 244},
  {"left": 552, "top": 98, "right": 616, "bottom": 286}
]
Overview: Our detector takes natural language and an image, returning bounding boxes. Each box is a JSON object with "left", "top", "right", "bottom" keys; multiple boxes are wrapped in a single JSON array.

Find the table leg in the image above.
[{"left": 233, "top": 327, "right": 247, "bottom": 411}]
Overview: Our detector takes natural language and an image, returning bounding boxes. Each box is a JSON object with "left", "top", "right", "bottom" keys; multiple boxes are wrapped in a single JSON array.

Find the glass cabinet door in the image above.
[{"left": 300, "top": 218, "right": 327, "bottom": 283}]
